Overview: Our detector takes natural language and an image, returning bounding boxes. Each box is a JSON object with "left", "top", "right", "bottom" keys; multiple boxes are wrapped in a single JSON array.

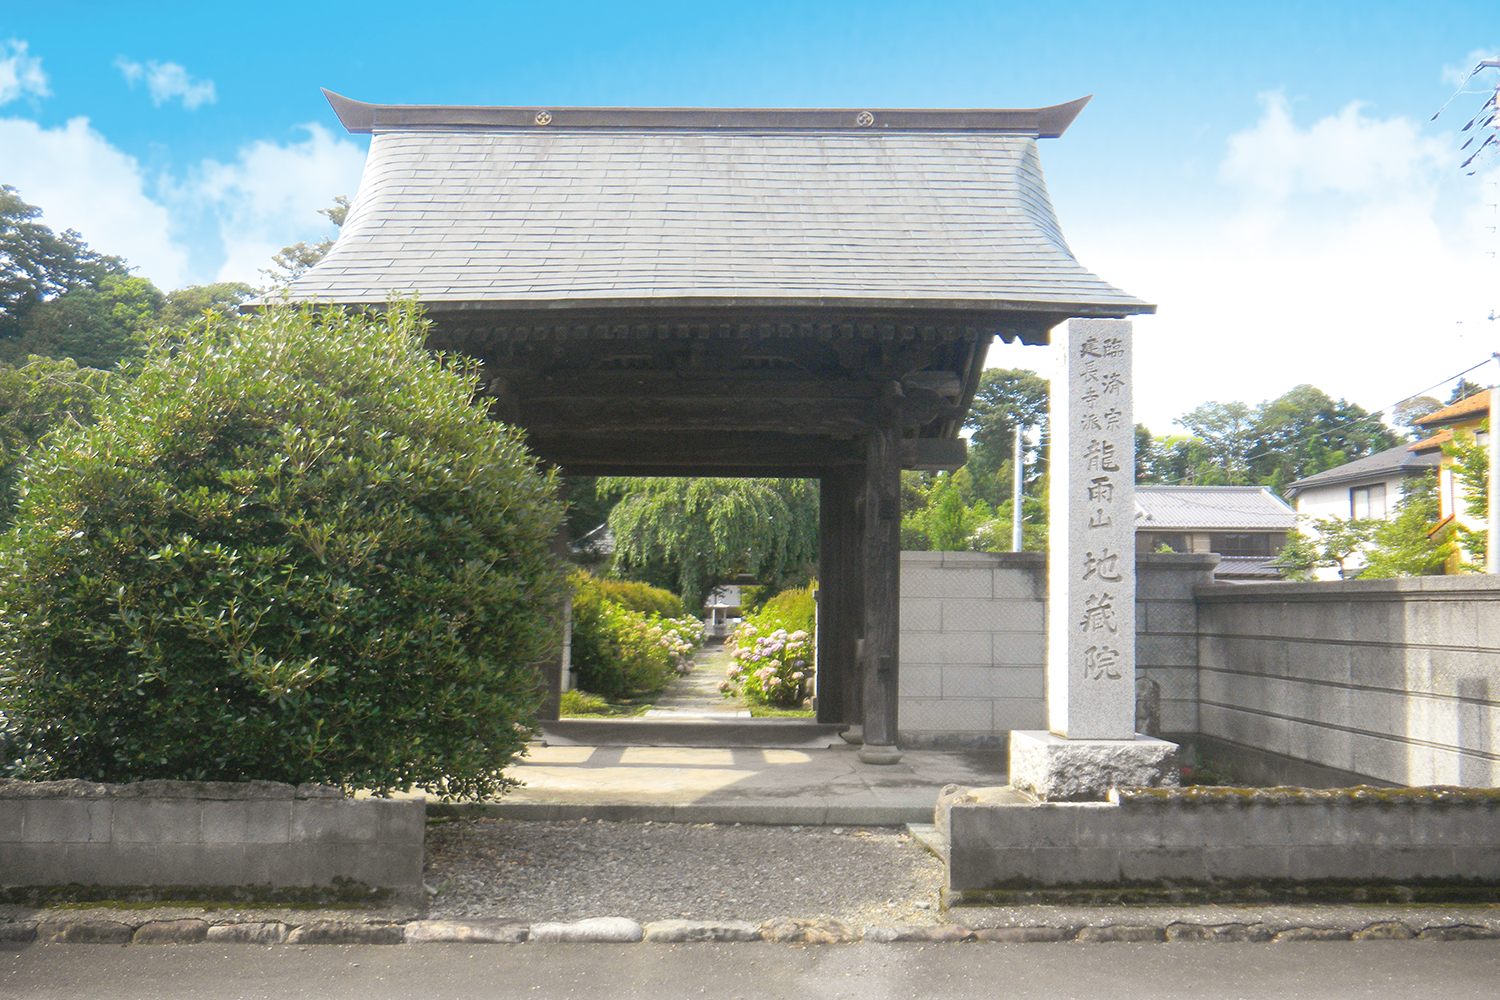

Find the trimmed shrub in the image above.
[
  {"left": 0, "top": 300, "right": 564, "bottom": 798},
  {"left": 723, "top": 583, "right": 815, "bottom": 707},
  {"left": 570, "top": 571, "right": 700, "bottom": 700},
  {"left": 594, "top": 578, "right": 686, "bottom": 619}
]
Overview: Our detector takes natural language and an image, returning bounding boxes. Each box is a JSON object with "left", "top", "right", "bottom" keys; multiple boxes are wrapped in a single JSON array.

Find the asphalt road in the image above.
[{"left": 7, "top": 941, "right": 1500, "bottom": 1000}]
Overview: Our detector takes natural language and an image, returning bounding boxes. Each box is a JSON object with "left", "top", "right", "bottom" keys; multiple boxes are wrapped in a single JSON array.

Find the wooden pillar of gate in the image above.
[
  {"left": 859, "top": 421, "right": 903, "bottom": 763},
  {"left": 817, "top": 467, "right": 862, "bottom": 727}
]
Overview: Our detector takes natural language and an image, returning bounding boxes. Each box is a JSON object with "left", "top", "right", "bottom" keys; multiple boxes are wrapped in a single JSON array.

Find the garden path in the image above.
[{"left": 642, "top": 642, "right": 749, "bottom": 720}]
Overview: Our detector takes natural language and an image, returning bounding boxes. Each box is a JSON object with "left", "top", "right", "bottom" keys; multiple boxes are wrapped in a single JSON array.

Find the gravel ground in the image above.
[{"left": 423, "top": 817, "right": 944, "bottom": 926}]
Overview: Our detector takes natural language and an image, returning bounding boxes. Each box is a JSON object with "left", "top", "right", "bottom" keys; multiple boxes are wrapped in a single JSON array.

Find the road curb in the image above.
[{"left": 5, "top": 915, "right": 1500, "bottom": 946}]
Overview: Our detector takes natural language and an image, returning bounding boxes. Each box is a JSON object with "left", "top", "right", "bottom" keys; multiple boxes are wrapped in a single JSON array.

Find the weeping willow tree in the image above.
[{"left": 601, "top": 477, "right": 819, "bottom": 608}]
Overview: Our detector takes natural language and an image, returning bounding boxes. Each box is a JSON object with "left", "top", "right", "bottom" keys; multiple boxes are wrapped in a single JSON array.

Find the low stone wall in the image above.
[
  {"left": 941, "top": 784, "right": 1500, "bottom": 895},
  {"left": 0, "top": 780, "right": 424, "bottom": 900},
  {"left": 1196, "top": 575, "right": 1500, "bottom": 787}
]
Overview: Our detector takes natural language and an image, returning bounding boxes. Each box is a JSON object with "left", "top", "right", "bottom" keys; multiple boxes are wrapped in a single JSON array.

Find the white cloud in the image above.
[
  {"left": 175, "top": 124, "right": 368, "bottom": 284},
  {"left": 0, "top": 115, "right": 190, "bottom": 288},
  {"left": 0, "top": 38, "right": 48, "bottom": 104},
  {"left": 1441, "top": 48, "right": 1499, "bottom": 89},
  {"left": 1056, "top": 92, "right": 1499, "bottom": 434},
  {"left": 114, "top": 57, "right": 216, "bottom": 110},
  {"left": 0, "top": 112, "right": 368, "bottom": 290}
]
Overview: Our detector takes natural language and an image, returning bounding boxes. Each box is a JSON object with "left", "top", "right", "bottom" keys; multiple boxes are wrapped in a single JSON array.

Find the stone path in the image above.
[{"left": 641, "top": 643, "right": 748, "bottom": 719}]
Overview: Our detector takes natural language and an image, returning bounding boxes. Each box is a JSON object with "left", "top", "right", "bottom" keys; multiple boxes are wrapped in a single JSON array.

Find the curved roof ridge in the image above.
[{"left": 322, "top": 90, "right": 1094, "bottom": 137}]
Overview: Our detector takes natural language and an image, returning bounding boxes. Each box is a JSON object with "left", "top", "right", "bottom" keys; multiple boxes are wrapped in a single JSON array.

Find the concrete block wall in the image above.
[
  {"left": 1196, "top": 575, "right": 1500, "bottom": 788},
  {"left": 942, "top": 786, "right": 1500, "bottom": 890},
  {"left": 1136, "top": 554, "right": 1219, "bottom": 734},
  {"left": 899, "top": 552, "right": 1047, "bottom": 747},
  {"left": 0, "top": 780, "right": 425, "bottom": 896},
  {"left": 897, "top": 551, "right": 1213, "bottom": 748}
]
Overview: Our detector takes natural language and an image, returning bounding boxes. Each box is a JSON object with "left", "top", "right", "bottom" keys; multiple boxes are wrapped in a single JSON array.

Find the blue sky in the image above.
[{"left": 1, "top": 1, "right": 1496, "bottom": 430}]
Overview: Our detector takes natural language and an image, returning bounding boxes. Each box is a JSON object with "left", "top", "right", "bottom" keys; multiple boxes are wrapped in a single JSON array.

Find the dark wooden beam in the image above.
[
  {"left": 859, "top": 422, "right": 903, "bottom": 763},
  {"left": 817, "top": 468, "right": 861, "bottom": 728},
  {"left": 528, "top": 432, "right": 865, "bottom": 471}
]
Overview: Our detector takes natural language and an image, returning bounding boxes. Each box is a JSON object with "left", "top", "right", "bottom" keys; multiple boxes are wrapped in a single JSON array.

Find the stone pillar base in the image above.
[
  {"left": 1008, "top": 730, "right": 1178, "bottom": 801},
  {"left": 858, "top": 743, "right": 902, "bottom": 764}
]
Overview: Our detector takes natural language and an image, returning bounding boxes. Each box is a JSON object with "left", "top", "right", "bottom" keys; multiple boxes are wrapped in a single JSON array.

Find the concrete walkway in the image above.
[
  {"left": 438, "top": 742, "right": 1007, "bottom": 826},
  {"left": 428, "top": 644, "right": 1009, "bottom": 825},
  {"left": 640, "top": 643, "right": 749, "bottom": 720}
]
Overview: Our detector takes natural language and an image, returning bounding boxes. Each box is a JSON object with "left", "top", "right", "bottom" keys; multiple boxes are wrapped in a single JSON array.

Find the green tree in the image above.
[
  {"left": 1391, "top": 395, "right": 1444, "bottom": 438},
  {"left": 1447, "top": 421, "right": 1491, "bottom": 566},
  {"left": 1143, "top": 434, "right": 1222, "bottom": 485},
  {"left": 0, "top": 300, "right": 564, "bottom": 796},
  {"left": 1359, "top": 474, "right": 1453, "bottom": 578},
  {"left": 160, "top": 282, "right": 257, "bottom": 329},
  {"left": 263, "top": 196, "right": 350, "bottom": 288},
  {"left": 1, "top": 184, "right": 129, "bottom": 338},
  {"left": 1248, "top": 384, "right": 1398, "bottom": 493},
  {"left": 1177, "top": 400, "right": 1255, "bottom": 484},
  {"left": 0, "top": 356, "right": 113, "bottom": 524},
  {"left": 0, "top": 274, "right": 165, "bottom": 369},
  {"left": 602, "top": 477, "right": 818, "bottom": 607},
  {"left": 964, "top": 367, "right": 1049, "bottom": 506},
  {"left": 1275, "top": 517, "right": 1378, "bottom": 580}
]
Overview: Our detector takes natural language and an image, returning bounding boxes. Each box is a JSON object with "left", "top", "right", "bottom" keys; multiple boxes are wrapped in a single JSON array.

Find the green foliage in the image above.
[
  {"left": 0, "top": 274, "right": 165, "bottom": 369},
  {"left": 160, "top": 283, "right": 256, "bottom": 330},
  {"left": 602, "top": 477, "right": 818, "bottom": 607},
  {"left": 1359, "top": 474, "right": 1453, "bottom": 579},
  {"left": 1391, "top": 396, "right": 1444, "bottom": 438},
  {"left": 724, "top": 583, "right": 815, "bottom": 707},
  {"left": 1447, "top": 421, "right": 1491, "bottom": 566},
  {"left": 1141, "top": 385, "right": 1398, "bottom": 493},
  {"left": 592, "top": 578, "right": 686, "bottom": 619},
  {"left": 558, "top": 689, "right": 645, "bottom": 717},
  {"left": 0, "top": 300, "right": 565, "bottom": 798},
  {"left": 1248, "top": 385, "right": 1398, "bottom": 494},
  {"left": 1175, "top": 400, "right": 1255, "bottom": 484},
  {"left": 901, "top": 468, "right": 1047, "bottom": 552},
  {"left": 263, "top": 197, "right": 350, "bottom": 288},
  {"left": 569, "top": 571, "right": 701, "bottom": 700},
  {"left": 0, "top": 356, "right": 113, "bottom": 525},
  {"left": 1275, "top": 518, "right": 1378, "bottom": 580},
  {"left": 964, "top": 368, "right": 1049, "bottom": 506},
  {"left": 0, "top": 184, "right": 129, "bottom": 338}
]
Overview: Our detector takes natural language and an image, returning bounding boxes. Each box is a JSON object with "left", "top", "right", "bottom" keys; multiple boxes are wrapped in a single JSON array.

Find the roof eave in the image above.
[{"left": 321, "top": 89, "right": 1095, "bottom": 138}]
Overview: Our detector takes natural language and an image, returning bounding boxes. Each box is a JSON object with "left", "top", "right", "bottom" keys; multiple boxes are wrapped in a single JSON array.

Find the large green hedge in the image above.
[{"left": 0, "top": 300, "right": 563, "bottom": 797}]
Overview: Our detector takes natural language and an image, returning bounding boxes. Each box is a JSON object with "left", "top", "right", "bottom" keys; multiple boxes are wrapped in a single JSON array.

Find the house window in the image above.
[
  {"left": 1208, "top": 533, "right": 1272, "bottom": 557},
  {"left": 1351, "top": 484, "right": 1386, "bottom": 520}
]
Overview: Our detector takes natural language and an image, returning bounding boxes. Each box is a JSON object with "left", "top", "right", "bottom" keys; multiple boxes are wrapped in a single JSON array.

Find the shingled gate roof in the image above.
[{"left": 283, "top": 92, "right": 1152, "bottom": 329}]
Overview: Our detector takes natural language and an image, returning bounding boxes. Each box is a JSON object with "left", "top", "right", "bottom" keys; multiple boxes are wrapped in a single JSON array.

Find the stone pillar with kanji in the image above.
[{"left": 1008, "top": 318, "right": 1178, "bottom": 800}]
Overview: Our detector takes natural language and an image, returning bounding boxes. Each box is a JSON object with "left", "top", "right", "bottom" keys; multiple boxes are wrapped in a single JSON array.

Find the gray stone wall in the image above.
[
  {"left": 0, "top": 780, "right": 425, "bottom": 898},
  {"left": 899, "top": 552, "right": 1046, "bottom": 748},
  {"left": 1136, "top": 554, "right": 1219, "bottom": 734},
  {"left": 941, "top": 785, "right": 1500, "bottom": 890},
  {"left": 1196, "top": 575, "right": 1500, "bottom": 787},
  {"left": 897, "top": 552, "right": 1213, "bottom": 748}
]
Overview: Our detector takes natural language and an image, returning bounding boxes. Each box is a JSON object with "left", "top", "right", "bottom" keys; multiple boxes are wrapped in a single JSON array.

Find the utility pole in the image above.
[{"left": 1011, "top": 424, "right": 1026, "bottom": 552}]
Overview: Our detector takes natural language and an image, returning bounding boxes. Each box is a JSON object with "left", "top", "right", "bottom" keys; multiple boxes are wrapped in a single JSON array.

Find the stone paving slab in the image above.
[{"left": 430, "top": 743, "right": 1010, "bottom": 827}]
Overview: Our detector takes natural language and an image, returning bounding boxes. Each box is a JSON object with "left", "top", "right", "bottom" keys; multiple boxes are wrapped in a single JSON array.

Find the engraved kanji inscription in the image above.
[
  {"left": 1084, "top": 439, "right": 1120, "bottom": 473},
  {"left": 1083, "top": 644, "right": 1122, "bottom": 680},
  {"left": 1082, "top": 547, "right": 1122, "bottom": 583},
  {"left": 1079, "top": 592, "right": 1118, "bottom": 633}
]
